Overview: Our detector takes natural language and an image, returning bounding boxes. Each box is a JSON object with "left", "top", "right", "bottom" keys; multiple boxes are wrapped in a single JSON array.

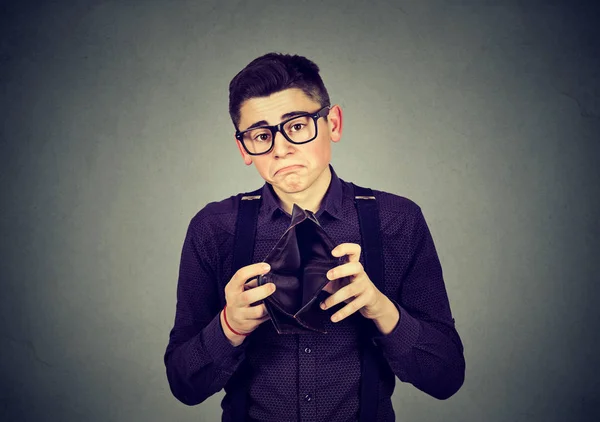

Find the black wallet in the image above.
[{"left": 257, "top": 203, "right": 349, "bottom": 334}]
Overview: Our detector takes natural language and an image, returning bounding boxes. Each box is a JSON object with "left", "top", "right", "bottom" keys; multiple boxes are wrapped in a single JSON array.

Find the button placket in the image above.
[{"left": 298, "top": 333, "right": 317, "bottom": 421}]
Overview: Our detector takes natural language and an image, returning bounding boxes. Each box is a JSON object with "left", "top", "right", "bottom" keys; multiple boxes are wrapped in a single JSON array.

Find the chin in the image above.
[
  {"left": 281, "top": 183, "right": 306, "bottom": 192},
  {"left": 276, "top": 179, "right": 309, "bottom": 193}
]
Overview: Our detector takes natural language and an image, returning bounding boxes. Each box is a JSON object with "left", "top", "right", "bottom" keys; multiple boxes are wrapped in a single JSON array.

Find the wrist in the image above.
[
  {"left": 372, "top": 294, "right": 400, "bottom": 336},
  {"left": 220, "top": 309, "right": 247, "bottom": 347}
]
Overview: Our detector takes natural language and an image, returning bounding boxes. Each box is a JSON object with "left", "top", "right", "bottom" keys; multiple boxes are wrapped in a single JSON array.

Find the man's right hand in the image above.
[{"left": 220, "top": 262, "right": 276, "bottom": 346}]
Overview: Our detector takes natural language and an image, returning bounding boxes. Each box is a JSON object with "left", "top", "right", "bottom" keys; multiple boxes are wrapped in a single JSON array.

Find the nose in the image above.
[{"left": 271, "top": 129, "right": 294, "bottom": 158}]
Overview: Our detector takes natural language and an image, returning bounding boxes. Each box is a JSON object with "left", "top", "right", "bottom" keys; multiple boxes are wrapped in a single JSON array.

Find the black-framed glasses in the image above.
[{"left": 235, "top": 105, "right": 331, "bottom": 156}]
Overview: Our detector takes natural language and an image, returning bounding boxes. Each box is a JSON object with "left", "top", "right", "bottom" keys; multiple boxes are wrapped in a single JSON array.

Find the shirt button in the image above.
[
  {"left": 304, "top": 347, "right": 312, "bottom": 354},
  {"left": 304, "top": 393, "right": 312, "bottom": 402}
]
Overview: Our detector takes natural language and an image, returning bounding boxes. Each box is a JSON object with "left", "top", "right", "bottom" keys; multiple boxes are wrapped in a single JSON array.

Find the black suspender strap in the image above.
[
  {"left": 353, "top": 183, "right": 384, "bottom": 422},
  {"left": 229, "top": 188, "right": 262, "bottom": 422},
  {"left": 231, "top": 189, "right": 262, "bottom": 277},
  {"left": 352, "top": 184, "right": 385, "bottom": 293}
]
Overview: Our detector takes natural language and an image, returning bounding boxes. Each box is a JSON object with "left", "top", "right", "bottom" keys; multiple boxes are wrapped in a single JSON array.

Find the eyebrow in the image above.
[{"left": 244, "top": 110, "right": 310, "bottom": 131}]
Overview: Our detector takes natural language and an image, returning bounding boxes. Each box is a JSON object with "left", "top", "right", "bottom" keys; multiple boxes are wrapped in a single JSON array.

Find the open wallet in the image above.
[{"left": 256, "top": 203, "right": 349, "bottom": 334}]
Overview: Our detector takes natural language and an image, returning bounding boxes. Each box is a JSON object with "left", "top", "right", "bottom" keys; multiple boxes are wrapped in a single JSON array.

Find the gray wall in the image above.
[{"left": 1, "top": 1, "right": 599, "bottom": 421}]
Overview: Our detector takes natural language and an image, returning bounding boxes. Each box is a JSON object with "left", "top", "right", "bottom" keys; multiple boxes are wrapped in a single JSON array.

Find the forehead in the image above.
[{"left": 238, "top": 88, "right": 320, "bottom": 128}]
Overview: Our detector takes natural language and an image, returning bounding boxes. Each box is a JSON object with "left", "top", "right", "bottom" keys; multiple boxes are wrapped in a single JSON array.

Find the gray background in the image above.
[{"left": 1, "top": 0, "right": 599, "bottom": 421}]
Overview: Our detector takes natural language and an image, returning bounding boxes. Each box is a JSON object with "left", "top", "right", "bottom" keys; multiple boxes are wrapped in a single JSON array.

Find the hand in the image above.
[
  {"left": 222, "top": 262, "right": 276, "bottom": 343},
  {"left": 320, "top": 243, "right": 386, "bottom": 323}
]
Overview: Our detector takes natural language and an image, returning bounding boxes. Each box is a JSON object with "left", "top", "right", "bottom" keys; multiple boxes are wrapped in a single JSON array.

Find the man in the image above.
[{"left": 164, "top": 53, "right": 465, "bottom": 422}]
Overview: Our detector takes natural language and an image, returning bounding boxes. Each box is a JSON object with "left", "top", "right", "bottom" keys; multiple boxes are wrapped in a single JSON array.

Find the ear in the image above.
[
  {"left": 235, "top": 137, "right": 253, "bottom": 165},
  {"left": 327, "top": 105, "right": 343, "bottom": 143}
]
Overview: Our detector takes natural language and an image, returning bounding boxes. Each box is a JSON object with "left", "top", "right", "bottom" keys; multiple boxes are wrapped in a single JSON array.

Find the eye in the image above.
[
  {"left": 254, "top": 133, "right": 271, "bottom": 142},
  {"left": 290, "top": 123, "right": 305, "bottom": 132}
]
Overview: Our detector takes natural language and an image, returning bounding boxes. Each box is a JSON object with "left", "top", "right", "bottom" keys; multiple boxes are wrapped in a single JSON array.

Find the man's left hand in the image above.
[{"left": 320, "top": 242, "right": 386, "bottom": 323}]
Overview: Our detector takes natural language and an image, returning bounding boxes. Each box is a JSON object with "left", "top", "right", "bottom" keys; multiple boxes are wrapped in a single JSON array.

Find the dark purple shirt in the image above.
[{"left": 164, "top": 165, "right": 465, "bottom": 421}]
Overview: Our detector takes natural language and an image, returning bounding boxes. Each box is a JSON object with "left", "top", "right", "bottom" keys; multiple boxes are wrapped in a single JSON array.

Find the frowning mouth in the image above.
[{"left": 276, "top": 165, "right": 303, "bottom": 175}]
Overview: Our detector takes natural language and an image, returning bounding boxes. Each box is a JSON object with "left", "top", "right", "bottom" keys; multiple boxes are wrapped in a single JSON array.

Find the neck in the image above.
[{"left": 273, "top": 166, "right": 332, "bottom": 215}]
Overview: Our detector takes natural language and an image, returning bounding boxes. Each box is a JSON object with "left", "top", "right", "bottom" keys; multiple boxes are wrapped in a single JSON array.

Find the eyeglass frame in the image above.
[{"left": 235, "top": 105, "right": 331, "bottom": 156}]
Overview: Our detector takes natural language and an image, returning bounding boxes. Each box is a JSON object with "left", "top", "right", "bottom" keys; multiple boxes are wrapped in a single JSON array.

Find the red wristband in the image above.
[{"left": 223, "top": 304, "right": 250, "bottom": 336}]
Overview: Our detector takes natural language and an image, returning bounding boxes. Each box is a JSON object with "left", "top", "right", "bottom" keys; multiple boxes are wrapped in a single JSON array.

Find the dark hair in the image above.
[{"left": 228, "top": 52, "right": 331, "bottom": 129}]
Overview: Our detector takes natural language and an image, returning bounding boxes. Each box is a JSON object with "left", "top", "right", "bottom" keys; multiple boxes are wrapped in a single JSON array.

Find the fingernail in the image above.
[
  {"left": 270, "top": 283, "right": 276, "bottom": 292},
  {"left": 263, "top": 264, "right": 270, "bottom": 272},
  {"left": 320, "top": 302, "right": 326, "bottom": 309},
  {"left": 327, "top": 271, "right": 333, "bottom": 280}
]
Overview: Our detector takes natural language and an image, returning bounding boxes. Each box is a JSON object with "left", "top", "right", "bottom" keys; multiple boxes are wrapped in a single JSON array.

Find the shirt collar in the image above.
[{"left": 260, "top": 164, "right": 343, "bottom": 220}]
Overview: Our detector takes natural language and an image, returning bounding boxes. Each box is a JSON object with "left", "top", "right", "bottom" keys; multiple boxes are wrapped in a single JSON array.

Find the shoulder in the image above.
[
  {"left": 344, "top": 180, "right": 425, "bottom": 235},
  {"left": 371, "top": 188, "right": 422, "bottom": 217},
  {"left": 344, "top": 179, "right": 422, "bottom": 217},
  {"left": 187, "top": 192, "right": 243, "bottom": 238},
  {"left": 372, "top": 188, "right": 425, "bottom": 233}
]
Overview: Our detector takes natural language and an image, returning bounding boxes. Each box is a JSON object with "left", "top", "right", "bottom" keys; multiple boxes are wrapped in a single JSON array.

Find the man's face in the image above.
[{"left": 235, "top": 88, "right": 342, "bottom": 196}]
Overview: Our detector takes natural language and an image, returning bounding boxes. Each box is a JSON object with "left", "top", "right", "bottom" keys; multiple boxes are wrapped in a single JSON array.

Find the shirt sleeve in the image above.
[
  {"left": 371, "top": 207, "right": 466, "bottom": 400},
  {"left": 164, "top": 215, "right": 248, "bottom": 406}
]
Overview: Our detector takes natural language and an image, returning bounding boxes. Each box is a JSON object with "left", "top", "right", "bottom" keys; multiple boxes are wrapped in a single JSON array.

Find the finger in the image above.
[
  {"left": 232, "top": 262, "right": 271, "bottom": 291},
  {"left": 257, "top": 314, "right": 271, "bottom": 323},
  {"left": 238, "top": 282, "right": 276, "bottom": 306},
  {"left": 250, "top": 314, "right": 271, "bottom": 328},
  {"left": 327, "top": 261, "right": 364, "bottom": 281},
  {"left": 244, "top": 277, "right": 259, "bottom": 289},
  {"left": 244, "top": 303, "right": 269, "bottom": 320},
  {"left": 320, "top": 282, "right": 364, "bottom": 310},
  {"left": 331, "top": 243, "right": 361, "bottom": 262},
  {"left": 248, "top": 298, "right": 264, "bottom": 307},
  {"left": 330, "top": 296, "right": 367, "bottom": 323}
]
